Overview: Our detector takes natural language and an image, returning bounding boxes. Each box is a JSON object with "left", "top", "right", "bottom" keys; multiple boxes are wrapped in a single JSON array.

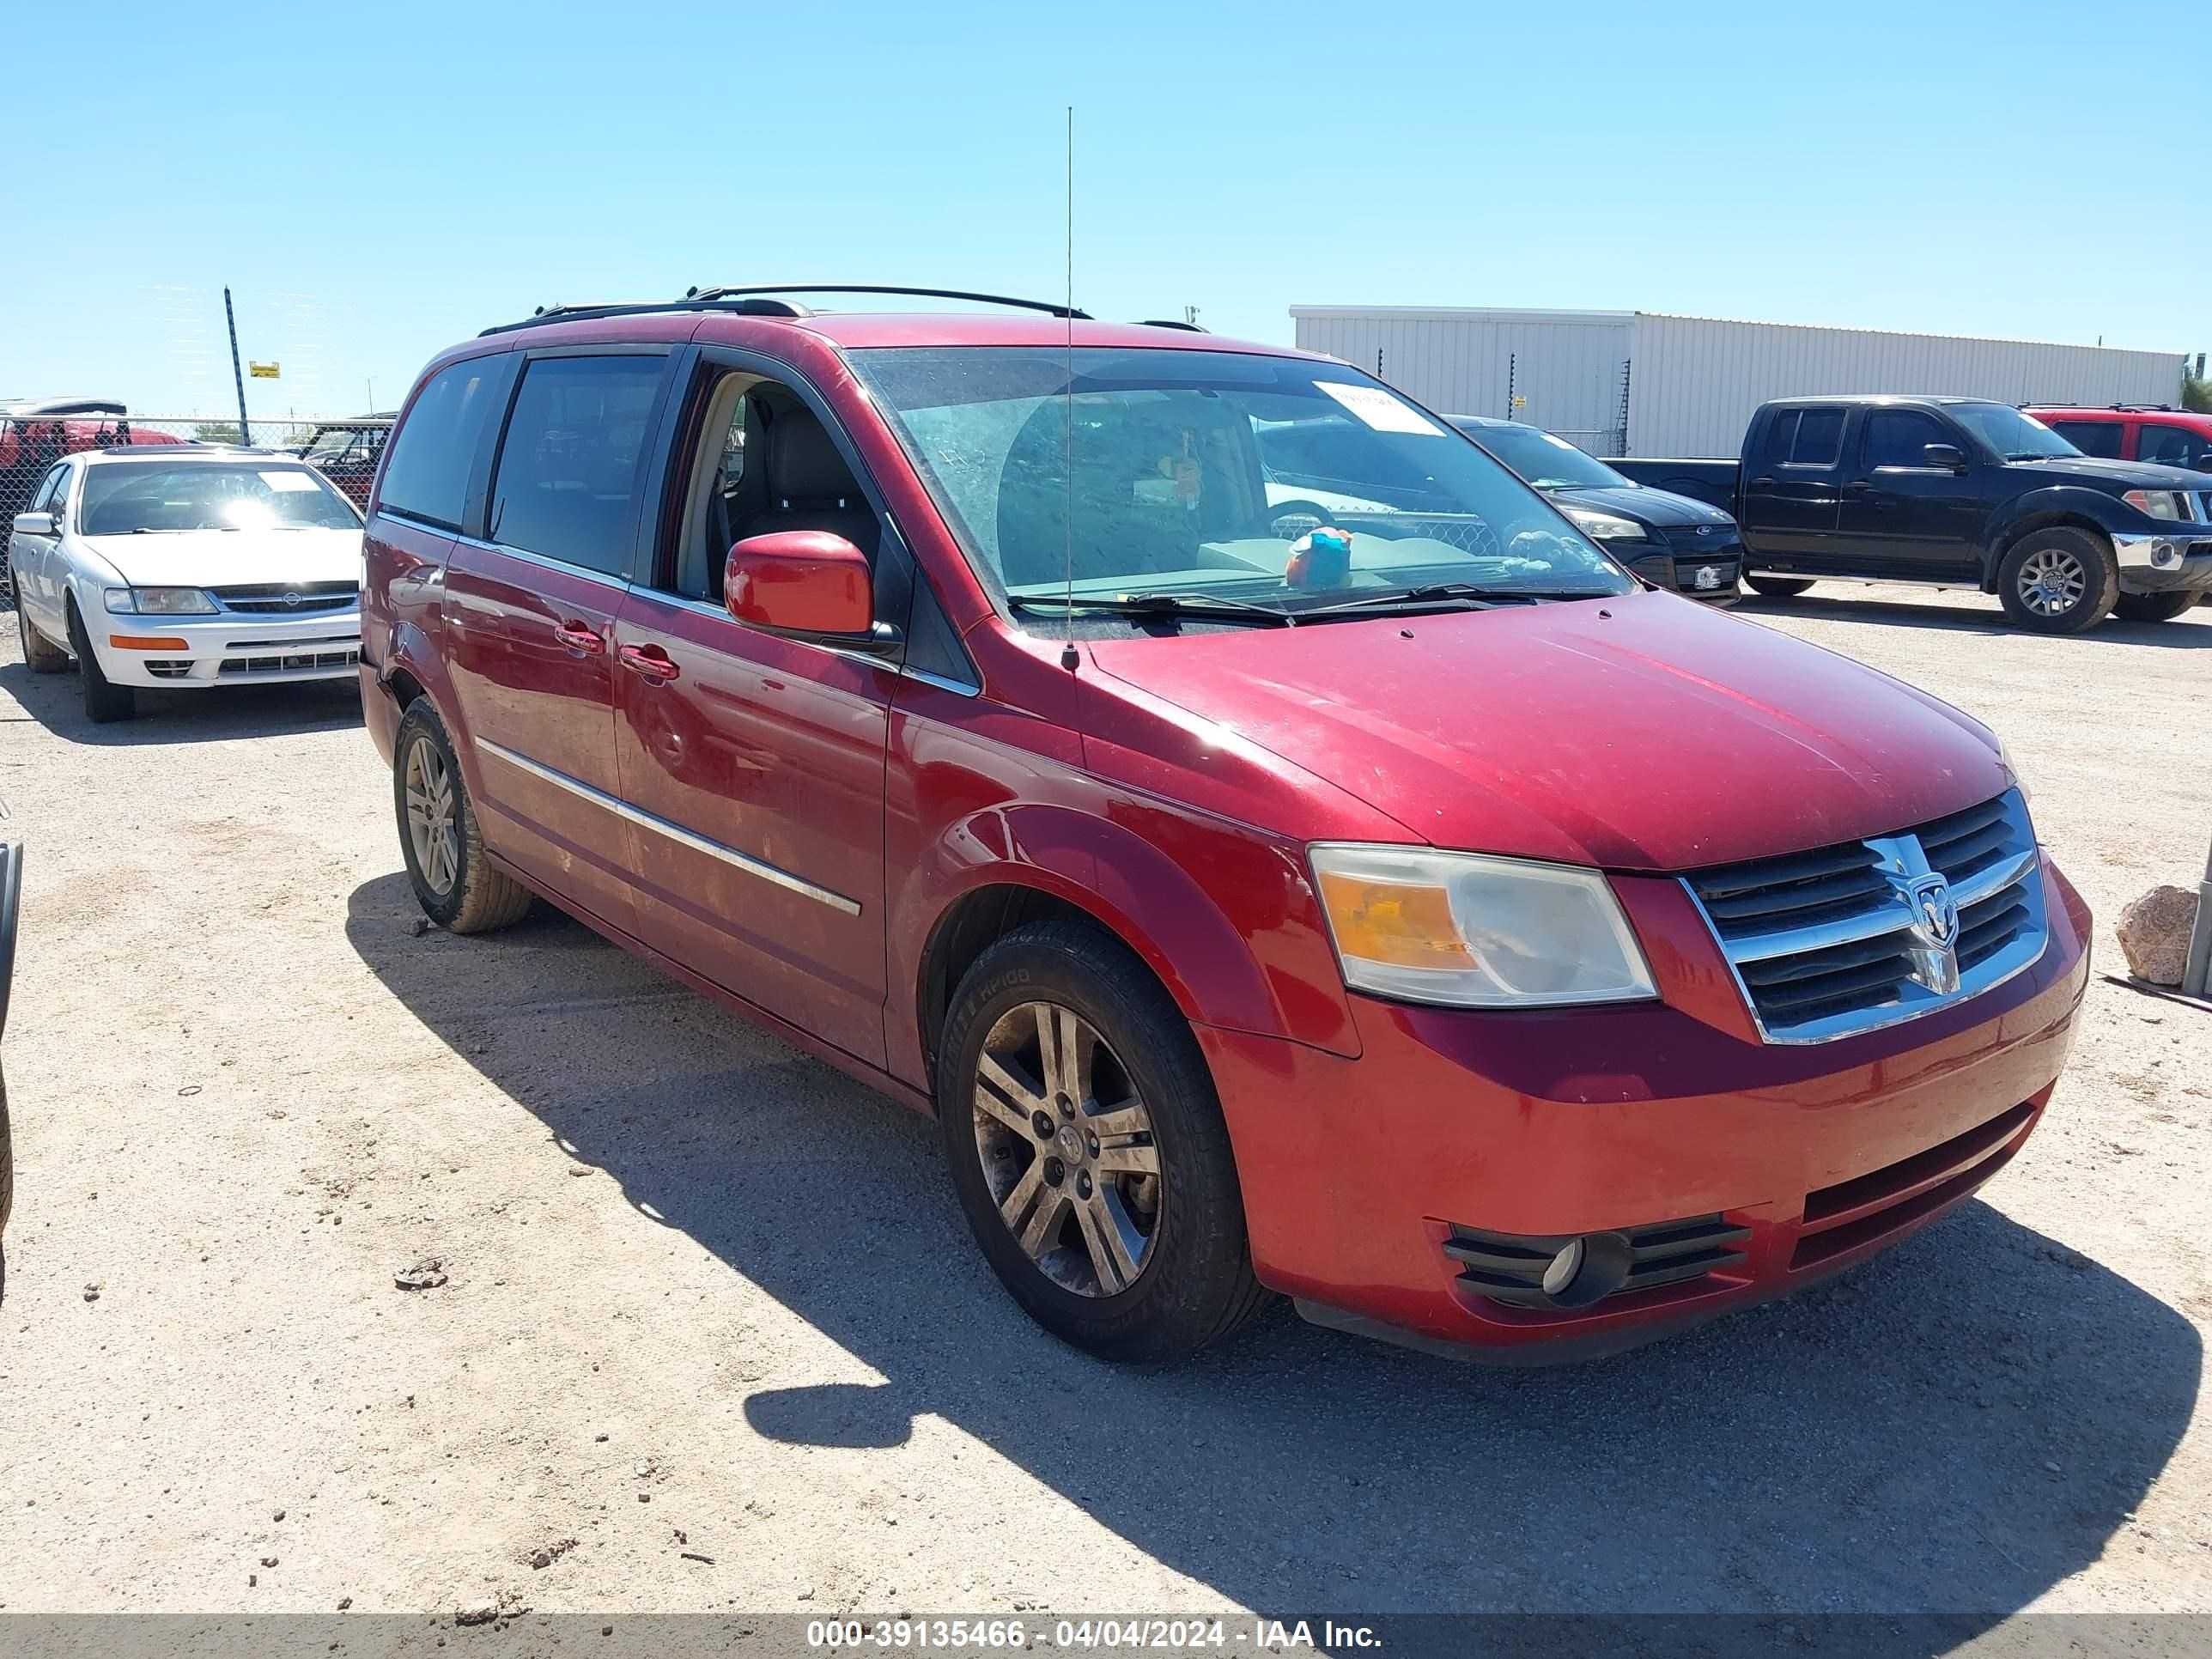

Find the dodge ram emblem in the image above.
[{"left": 1899, "top": 872, "right": 1962, "bottom": 995}]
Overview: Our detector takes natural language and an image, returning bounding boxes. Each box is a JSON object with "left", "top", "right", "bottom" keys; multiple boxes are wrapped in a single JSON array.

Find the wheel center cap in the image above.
[{"left": 1054, "top": 1124, "right": 1085, "bottom": 1164}]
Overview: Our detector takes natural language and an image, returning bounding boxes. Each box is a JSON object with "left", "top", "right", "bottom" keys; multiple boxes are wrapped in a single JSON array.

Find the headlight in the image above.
[
  {"left": 1559, "top": 506, "right": 1648, "bottom": 543},
  {"left": 2122, "top": 489, "right": 2186, "bottom": 521},
  {"left": 103, "top": 586, "right": 219, "bottom": 615},
  {"left": 1309, "top": 843, "right": 1656, "bottom": 1007}
]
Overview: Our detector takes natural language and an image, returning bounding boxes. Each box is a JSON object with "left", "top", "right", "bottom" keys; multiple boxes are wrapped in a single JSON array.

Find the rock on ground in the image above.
[{"left": 2117, "top": 884, "right": 2200, "bottom": 985}]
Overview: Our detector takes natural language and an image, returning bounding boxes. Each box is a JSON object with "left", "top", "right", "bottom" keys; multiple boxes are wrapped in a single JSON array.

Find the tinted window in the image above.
[
  {"left": 1790, "top": 409, "right": 1844, "bottom": 465},
  {"left": 1863, "top": 410, "right": 1950, "bottom": 470},
  {"left": 2137, "top": 423, "right": 2209, "bottom": 468},
  {"left": 379, "top": 358, "right": 507, "bottom": 528},
  {"left": 489, "top": 356, "right": 665, "bottom": 575},
  {"left": 32, "top": 463, "right": 68, "bottom": 512},
  {"left": 1756, "top": 410, "right": 1800, "bottom": 466},
  {"left": 2050, "top": 420, "right": 2123, "bottom": 459}
]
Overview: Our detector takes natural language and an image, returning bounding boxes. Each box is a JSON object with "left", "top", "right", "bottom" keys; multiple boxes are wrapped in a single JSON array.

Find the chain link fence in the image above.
[{"left": 0, "top": 413, "right": 388, "bottom": 603}]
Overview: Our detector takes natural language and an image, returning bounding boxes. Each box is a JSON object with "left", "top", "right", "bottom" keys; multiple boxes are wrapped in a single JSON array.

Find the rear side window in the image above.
[
  {"left": 489, "top": 356, "right": 666, "bottom": 576},
  {"left": 2050, "top": 420, "right": 2123, "bottom": 459},
  {"left": 1862, "top": 410, "right": 1948, "bottom": 470},
  {"left": 1789, "top": 409, "right": 1844, "bottom": 465},
  {"left": 1759, "top": 409, "right": 1842, "bottom": 466},
  {"left": 380, "top": 358, "right": 507, "bottom": 529}
]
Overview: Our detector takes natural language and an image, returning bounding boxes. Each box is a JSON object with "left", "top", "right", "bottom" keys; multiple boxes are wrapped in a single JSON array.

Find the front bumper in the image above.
[
  {"left": 1201, "top": 853, "right": 2092, "bottom": 1361},
  {"left": 2112, "top": 534, "right": 2212, "bottom": 594},
  {"left": 90, "top": 609, "right": 362, "bottom": 688},
  {"left": 1621, "top": 546, "right": 1741, "bottom": 604}
]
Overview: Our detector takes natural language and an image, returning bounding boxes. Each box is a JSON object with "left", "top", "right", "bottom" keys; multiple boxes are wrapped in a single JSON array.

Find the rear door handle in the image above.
[
  {"left": 556, "top": 620, "right": 605, "bottom": 655},
  {"left": 618, "top": 641, "right": 681, "bottom": 682},
  {"left": 1847, "top": 479, "right": 1875, "bottom": 491}
]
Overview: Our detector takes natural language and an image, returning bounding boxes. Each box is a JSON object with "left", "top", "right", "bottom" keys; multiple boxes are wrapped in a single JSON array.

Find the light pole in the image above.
[
  {"left": 223, "top": 287, "right": 252, "bottom": 447},
  {"left": 2183, "top": 832, "right": 2212, "bottom": 999}
]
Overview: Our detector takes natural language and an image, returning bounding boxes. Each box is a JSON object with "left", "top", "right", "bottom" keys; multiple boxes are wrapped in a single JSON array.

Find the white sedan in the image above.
[{"left": 9, "top": 445, "right": 364, "bottom": 723}]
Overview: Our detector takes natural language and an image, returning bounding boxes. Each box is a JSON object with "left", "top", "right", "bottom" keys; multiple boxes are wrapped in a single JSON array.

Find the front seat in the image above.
[{"left": 732, "top": 394, "right": 878, "bottom": 556}]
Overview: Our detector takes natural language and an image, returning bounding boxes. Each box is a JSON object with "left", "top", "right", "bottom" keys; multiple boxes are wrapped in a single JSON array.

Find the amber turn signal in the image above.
[{"left": 108, "top": 635, "right": 191, "bottom": 651}]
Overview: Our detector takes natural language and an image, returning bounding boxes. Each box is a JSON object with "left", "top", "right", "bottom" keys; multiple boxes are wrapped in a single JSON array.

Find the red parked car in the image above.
[
  {"left": 360, "top": 288, "right": 2091, "bottom": 1364},
  {"left": 2026, "top": 404, "right": 2212, "bottom": 471}
]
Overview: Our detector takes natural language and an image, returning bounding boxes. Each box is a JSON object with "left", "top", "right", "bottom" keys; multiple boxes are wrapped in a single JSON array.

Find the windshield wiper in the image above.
[
  {"left": 1296, "top": 581, "right": 1608, "bottom": 618},
  {"left": 1009, "top": 592, "right": 1293, "bottom": 628}
]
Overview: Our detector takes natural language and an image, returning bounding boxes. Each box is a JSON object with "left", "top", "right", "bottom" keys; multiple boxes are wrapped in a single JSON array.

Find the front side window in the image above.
[
  {"left": 78, "top": 463, "right": 362, "bottom": 535},
  {"left": 489, "top": 356, "right": 665, "bottom": 576},
  {"left": 31, "top": 463, "right": 69, "bottom": 514},
  {"left": 2136, "top": 423, "right": 2209, "bottom": 468},
  {"left": 2048, "top": 419, "right": 2123, "bottom": 459},
  {"left": 379, "top": 358, "right": 507, "bottom": 528},
  {"left": 1862, "top": 410, "right": 1951, "bottom": 470},
  {"left": 848, "top": 347, "right": 1626, "bottom": 615},
  {"left": 1948, "top": 402, "right": 2077, "bottom": 461}
]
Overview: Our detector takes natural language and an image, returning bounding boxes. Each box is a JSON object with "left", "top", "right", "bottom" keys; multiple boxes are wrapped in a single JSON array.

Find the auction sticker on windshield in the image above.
[{"left": 1316, "top": 380, "right": 1444, "bottom": 436}]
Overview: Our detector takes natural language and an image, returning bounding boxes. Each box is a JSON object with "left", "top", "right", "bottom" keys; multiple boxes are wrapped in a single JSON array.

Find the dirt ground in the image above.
[{"left": 0, "top": 582, "right": 2206, "bottom": 1623}]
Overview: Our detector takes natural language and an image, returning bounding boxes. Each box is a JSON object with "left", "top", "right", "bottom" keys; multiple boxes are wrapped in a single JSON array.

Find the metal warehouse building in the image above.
[{"left": 1289, "top": 306, "right": 2186, "bottom": 459}]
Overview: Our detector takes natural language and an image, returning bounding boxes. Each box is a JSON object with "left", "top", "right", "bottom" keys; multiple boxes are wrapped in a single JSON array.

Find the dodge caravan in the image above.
[{"left": 360, "top": 289, "right": 2089, "bottom": 1363}]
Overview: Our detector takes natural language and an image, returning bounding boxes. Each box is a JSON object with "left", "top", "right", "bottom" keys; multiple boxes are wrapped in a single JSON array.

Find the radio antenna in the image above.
[{"left": 1060, "top": 105, "right": 1079, "bottom": 673}]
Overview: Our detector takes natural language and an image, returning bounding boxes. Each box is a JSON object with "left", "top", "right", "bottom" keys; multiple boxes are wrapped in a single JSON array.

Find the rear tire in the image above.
[
  {"left": 2112, "top": 590, "right": 2199, "bottom": 624},
  {"left": 1744, "top": 575, "right": 1814, "bottom": 598},
  {"left": 17, "top": 604, "right": 67, "bottom": 673},
  {"left": 64, "top": 601, "right": 136, "bottom": 723},
  {"left": 392, "top": 699, "right": 533, "bottom": 934},
  {"left": 1996, "top": 526, "right": 2119, "bottom": 634},
  {"left": 936, "top": 919, "right": 1267, "bottom": 1364}
]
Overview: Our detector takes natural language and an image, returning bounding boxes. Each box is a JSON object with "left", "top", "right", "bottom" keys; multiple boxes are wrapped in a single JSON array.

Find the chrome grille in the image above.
[
  {"left": 218, "top": 647, "right": 360, "bottom": 676},
  {"left": 1686, "top": 789, "right": 2045, "bottom": 1043},
  {"left": 210, "top": 581, "right": 360, "bottom": 614}
]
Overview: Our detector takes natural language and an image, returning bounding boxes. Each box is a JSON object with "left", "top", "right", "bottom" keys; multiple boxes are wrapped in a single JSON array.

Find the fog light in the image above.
[
  {"left": 1540, "top": 1237, "right": 1585, "bottom": 1297},
  {"left": 2151, "top": 540, "right": 2179, "bottom": 568}
]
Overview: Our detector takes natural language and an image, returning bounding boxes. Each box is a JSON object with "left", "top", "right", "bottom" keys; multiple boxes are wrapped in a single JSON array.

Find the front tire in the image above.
[
  {"left": 17, "top": 604, "right": 67, "bottom": 673},
  {"left": 1997, "top": 526, "right": 2118, "bottom": 633},
  {"left": 936, "top": 920, "right": 1267, "bottom": 1364},
  {"left": 392, "top": 699, "right": 532, "bottom": 934},
  {"left": 2112, "top": 590, "right": 2199, "bottom": 624},
  {"left": 1744, "top": 575, "right": 1814, "bottom": 598},
  {"left": 64, "top": 602, "right": 136, "bottom": 723}
]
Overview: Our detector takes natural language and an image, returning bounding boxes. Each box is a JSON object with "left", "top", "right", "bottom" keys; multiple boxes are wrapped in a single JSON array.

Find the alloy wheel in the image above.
[
  {"left": 971, "top": 1001, "right": 1163, "bottom": 1297},
  {"left": 2016, "top": 546, "right": 2087, "bottom": 617},
  {"left": 403, "top": 735, "right": 460, "bottom": 896}
]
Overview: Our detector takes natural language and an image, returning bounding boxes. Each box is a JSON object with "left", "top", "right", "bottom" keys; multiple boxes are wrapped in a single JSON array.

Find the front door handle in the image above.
[
  {"left": 556, "top": 620, "right": 605, "bottom": 655},
  {"left": 618, "top": 641, "right": 681, "bottom": 682},
  {"left": 1846, "top": 479, "right": 1874, "bottom": 491}
]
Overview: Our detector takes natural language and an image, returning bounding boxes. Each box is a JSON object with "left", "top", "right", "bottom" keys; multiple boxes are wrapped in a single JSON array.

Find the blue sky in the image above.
[{"left": 6, "top": 1, "right": 2206, "bottom": 419}]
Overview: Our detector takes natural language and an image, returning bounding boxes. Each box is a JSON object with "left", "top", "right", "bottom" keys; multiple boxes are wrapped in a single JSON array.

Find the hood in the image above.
[
  {"left": 79, "top": 528, "right": 362, "bottom": 590},
  {"left": 1085, "top": 590, "right": 2008, "bottom": 872},
  {"left": 1549, "top": 483, "right": 1735, "bottom": 531},
  {"left": 2004, "top": 455, "right": 2212, "bottom": 491}
]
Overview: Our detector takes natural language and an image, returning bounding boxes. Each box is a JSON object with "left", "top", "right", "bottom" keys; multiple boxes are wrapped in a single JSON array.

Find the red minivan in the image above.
[{"left": 359, "top": 289, "right": 2091, "bottom": 1364}]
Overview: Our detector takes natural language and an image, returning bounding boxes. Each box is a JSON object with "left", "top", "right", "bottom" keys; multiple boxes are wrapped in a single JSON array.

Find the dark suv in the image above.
[{"left": 360, "top": 289, "right": 2087, "bottom": 1364}]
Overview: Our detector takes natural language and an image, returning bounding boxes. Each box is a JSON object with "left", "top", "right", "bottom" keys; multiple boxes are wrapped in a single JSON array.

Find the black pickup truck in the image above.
[{"left": 1613, "top": 396, "right": 2212, "bottom": 631}]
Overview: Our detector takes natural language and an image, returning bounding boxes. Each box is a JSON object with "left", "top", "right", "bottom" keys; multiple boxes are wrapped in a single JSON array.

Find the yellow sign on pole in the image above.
[{"left": 248, "top": 361, "right": 281, "bottom": 380}]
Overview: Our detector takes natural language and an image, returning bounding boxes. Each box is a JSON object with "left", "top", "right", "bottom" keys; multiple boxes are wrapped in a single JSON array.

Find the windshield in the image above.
[
  {"left": 848, "top": 347, "right": 1629, "bottom": 617},
  {"left": 80, "top": 463, "right": 362, "bottom": 534},
  {"left": 1451, "top": 420, "right": 1632, "bottom": 489},
  {"left": 1948, "top": 403, "right": 2080, "bottom": 461}
]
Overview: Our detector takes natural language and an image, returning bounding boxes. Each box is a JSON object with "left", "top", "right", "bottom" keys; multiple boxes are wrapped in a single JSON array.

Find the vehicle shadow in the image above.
[
  {"left": 345, "top": 872, "right": 2200, "bottom": 1619},
  {"left": 0, "top": 658, "right": 362, "bottom": 745},
  {"left": 1742, "top": 590, "right": 2212, "bottom": 646}
]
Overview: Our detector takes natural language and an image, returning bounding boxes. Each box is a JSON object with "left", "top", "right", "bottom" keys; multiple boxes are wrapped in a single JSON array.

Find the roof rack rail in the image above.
[
  {"left": 2112, "top": 403, "right": 2177, "bottom": 412},
  {"left": 1136, "top": 319, "right": 1207, "bottom": 332},
  {"left": 684, "top": 284, "right": 1091, "bottom": 320},
  {"left": 477, "top": 296, "right": 807, "bottom": 337}
]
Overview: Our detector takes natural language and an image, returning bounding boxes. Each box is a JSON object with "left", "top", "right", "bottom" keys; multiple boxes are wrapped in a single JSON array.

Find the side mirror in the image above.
[
  {"left": 1922, "top": 443, "right": 1967, "bottom": 471},
  {"left": 724, "top": 531, "right": 878, "bottom": 643},
  {"left": 9, "top": 511, "right": 58, "bottom": 538}
]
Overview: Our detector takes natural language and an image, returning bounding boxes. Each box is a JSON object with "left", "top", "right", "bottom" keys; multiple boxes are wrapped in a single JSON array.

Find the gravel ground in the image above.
[{"left": 0, "top": 583, "right": 2206, "bottom": 1623}]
